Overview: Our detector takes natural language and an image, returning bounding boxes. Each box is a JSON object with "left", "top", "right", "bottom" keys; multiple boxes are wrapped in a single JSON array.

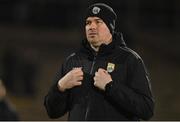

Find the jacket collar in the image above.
[{"left": 80, "top": 32, "right": 126, "bottom": 59}]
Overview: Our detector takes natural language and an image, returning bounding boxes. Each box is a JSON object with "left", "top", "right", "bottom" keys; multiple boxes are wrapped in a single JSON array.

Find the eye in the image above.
[
  {"left": 86, "top": 21, "right": 91, "bottom": 25},
  {"left": 96, "top": 20, "right": 103, "bottom": 24}
]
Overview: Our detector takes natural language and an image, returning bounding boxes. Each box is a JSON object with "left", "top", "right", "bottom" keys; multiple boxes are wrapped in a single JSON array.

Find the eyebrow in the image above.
[
  {"left": 86, "top": 18, "right": 103, "bottom": 22},
  {"left": 95, "top": 18, "right": 102, "bottom": 21}
]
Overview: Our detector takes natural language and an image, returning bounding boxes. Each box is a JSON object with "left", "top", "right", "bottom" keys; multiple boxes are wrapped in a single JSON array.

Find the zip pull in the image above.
[
  {"left": 85, "top": 101, "right": 90, "bottom": 120},
  {"left": 90, "top": 56, "right": 96, "bottom": 75}
]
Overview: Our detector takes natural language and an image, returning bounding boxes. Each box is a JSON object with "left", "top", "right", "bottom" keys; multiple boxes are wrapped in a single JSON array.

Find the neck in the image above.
[
  {"left": 90, "top": 44, "right": 99, "bottom": 52},
  {"left": 90, "top": 37, "right": 112, "bottom": 52}
]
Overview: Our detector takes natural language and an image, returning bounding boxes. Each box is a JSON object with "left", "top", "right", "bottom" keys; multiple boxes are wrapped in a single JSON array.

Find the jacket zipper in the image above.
[
  {"left": 90, "top": 56, "right": 96, "bottom": 75},
  {"left": 85, "top": 104, "right": 90, "bottom": 120},
  {"left": 85, "top": 56, "right": 96, "bottom": 120}
]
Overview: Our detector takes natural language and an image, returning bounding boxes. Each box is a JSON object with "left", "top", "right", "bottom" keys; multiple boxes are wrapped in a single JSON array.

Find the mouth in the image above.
[{"left": 88, "top": 32, "right": 97, "bottom": 36}]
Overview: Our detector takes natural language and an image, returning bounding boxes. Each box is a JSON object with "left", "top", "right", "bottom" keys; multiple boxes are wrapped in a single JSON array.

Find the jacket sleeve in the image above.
[
  {"left": 105, "top": 55, "right": 155, "bottom": 120},
  {"left": 44, "top": 64, "right": 70, "bottom": 119},
  {"left": 0, "top": 100, "right": 19, "bottom": 120}
]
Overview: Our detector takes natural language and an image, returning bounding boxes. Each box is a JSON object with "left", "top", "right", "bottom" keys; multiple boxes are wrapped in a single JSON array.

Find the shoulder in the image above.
[
  {"left": 64, "top": 50, "right": 82, "bottom": 62},
  {"left": 65, "top": 52, "right": 76, "bottom": 61},
  {"left": 118, "top": 47, "right": 142, "bottom": 61},
  {"left": 116, "top": 47, "right": 149, "bottom": 75}
]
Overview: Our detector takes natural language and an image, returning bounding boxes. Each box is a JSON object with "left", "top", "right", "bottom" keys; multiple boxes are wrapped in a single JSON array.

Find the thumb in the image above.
[{"left": 99, "top": 68, "right": 108, "bottom": 74}]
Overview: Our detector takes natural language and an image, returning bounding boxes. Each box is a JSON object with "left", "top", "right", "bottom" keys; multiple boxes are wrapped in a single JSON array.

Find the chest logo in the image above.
[{"left": 107, "top": 63, "right": 115, "bottom": 73}]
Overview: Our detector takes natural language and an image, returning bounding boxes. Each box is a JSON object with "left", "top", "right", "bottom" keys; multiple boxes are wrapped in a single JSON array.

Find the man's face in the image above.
[{"left": 85, "top": 17, "right": 112, "bottom": 47}]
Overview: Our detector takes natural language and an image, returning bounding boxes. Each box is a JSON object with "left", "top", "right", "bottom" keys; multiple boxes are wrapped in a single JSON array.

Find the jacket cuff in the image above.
[
  {"left": 105, "top": 81, "right": 114, "bottom": 96},
  {"left": 50, "top": 83, "right": 68, "bottom": 100}
]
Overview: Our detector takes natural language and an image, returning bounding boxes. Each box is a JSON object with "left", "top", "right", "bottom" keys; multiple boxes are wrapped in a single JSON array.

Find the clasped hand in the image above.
[{"left": 58, "top": 67, "right": 112, "bottom": 91}]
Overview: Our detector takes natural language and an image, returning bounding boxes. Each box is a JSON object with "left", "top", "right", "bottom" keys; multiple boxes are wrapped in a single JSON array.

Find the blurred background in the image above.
[{"left": 0, "top": 0, "right": 180, "bottom": 120}]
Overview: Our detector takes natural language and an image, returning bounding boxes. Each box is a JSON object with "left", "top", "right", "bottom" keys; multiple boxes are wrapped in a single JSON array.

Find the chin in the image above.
[
  {"left": 87, "top": 38, "right": 99, "bottom": 44},
  {"left": 91, "top": 42, "right": 101, "bottom": 47}
]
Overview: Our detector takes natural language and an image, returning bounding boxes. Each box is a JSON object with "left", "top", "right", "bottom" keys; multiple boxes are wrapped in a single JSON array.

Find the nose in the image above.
[{"left": 89, "top": 22, "right": 97, "bottom": 29}]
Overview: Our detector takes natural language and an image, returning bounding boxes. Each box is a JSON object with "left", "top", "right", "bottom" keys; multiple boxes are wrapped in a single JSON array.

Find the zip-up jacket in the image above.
[{"left": 44, "top": 32, "right": 155, "bottom": 120}]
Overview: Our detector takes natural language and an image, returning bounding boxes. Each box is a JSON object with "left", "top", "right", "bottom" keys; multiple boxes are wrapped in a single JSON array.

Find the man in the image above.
[{"left": 44, "top": 3, "right": 154, "bottom": 120}]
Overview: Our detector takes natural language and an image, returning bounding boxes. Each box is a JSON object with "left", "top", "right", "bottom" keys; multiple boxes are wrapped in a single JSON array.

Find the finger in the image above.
[
  {"left": 93, "top": 76, "right": 97, "bottom": 82},
  {"left": 98, "top": 68, "right": 103, "bottom": 72},
  {"left": 73, "top": 67, "right": 80, "bottom": 69},
  {"left": 95, "top": 71, "right": 98, "bottom": 76},
  {"left": 73, "top": 68, "right": 83, "bottom": 74},
  {"left": 73, "top": 81, "right": 82, "bottom": 86},
  {"left": 94, "top": 81, "right": 97, "bottom": 86},
  {"left": 72, "top": 68, "right": 79, "bottom": 73},
  {"left": 73, "top": 67, "right": 82, "bottom": 70},
  {"left": 71, "top": 69, "right": 82, "bottom": 76},
  {"left": 103, "top": 70, "right": 108, "bottom": 74},
  {"left": 75, "top": 71, "right": 84, "bottom": 77},
  {"left": 98, "top": 68, "right": 106, "bottom": 73},
  {"left": 77, "top": 76, "right": 83, "bottom": 81}
]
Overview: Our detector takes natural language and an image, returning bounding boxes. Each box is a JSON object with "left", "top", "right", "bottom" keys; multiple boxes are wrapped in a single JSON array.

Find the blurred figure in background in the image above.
[
  {"left": 18, "top": 47, "right": 39, "bottom": 97},
  {"left": 2, "top": 45, "right": 39, "bottom": 97},
  {"left": 0, "top": 79, "right": 19, "bottom": 120},
  {"left": 2, "top": 46, "right": 18, "bottom": 93}
]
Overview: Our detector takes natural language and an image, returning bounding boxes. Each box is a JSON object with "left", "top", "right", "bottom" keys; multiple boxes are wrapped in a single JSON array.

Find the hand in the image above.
[
  {"left": 0, "top": 80, "right": 6, "bottom": 100},
  {"left": 57, "top": 67, "right": 83, "bottom": 92},
  {"left": 93, "top": 68, "right": 112, "bottom": 91}
]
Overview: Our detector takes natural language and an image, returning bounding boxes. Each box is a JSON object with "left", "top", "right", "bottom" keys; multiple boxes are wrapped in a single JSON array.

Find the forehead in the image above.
[{"left": 86, "top": 16, "right": 103, "bottom": 21}]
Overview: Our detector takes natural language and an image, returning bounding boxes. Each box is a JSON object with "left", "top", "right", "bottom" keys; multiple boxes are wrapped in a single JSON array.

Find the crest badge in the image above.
[
  {"left": 107, "top": 63, "right": 115, "bottom": 73},
  {"left": 92, "top": 6, "right": 101, "bottom": 14}
]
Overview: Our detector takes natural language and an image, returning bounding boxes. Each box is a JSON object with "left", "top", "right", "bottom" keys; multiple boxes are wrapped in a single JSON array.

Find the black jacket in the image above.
[
  {"left": 44, "top": 33, "right": 154, "bottom": 120},
  {"left": 0, "top": 100, "right": 19, "bottom": 121}
]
